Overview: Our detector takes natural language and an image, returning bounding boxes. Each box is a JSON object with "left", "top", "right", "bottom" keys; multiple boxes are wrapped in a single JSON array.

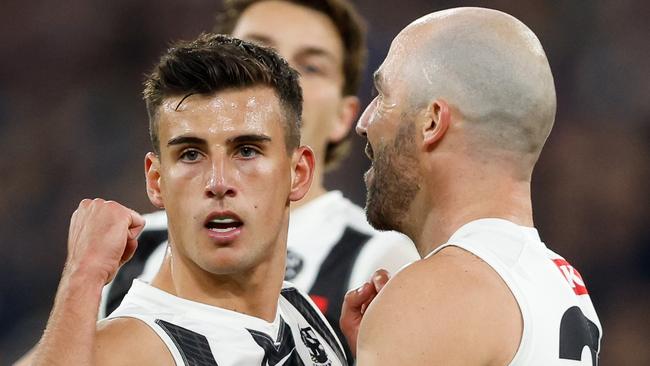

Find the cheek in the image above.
[{"left": 237, "top": 159, "right": 291, "bottom": 195}]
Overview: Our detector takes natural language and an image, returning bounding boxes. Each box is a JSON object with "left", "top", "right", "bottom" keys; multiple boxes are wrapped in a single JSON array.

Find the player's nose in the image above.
[
  {"left": 205, "top": 156, "right": 236, "bottom": 199},
  {"left": 356, "top": 98, "right": 378, "bottom": 137}
]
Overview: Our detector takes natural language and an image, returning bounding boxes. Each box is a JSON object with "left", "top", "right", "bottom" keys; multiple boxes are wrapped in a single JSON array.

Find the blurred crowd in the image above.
[{"left": 1, "top": 1, "right": 648, "bottom": 364}]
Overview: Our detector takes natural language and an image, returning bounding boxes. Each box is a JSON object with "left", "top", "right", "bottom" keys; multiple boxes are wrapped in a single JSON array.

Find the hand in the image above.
[
  {"left": 340, "top": 269, "right": 390, "bottom": 358},
  {"left": 65, "top": 198, "right": 145, "bottom": 285}
]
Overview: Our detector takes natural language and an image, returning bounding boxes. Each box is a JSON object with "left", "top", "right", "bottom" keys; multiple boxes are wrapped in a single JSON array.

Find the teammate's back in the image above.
[{"left": 431, "top": 219, "right": 601, "bottom": 365}]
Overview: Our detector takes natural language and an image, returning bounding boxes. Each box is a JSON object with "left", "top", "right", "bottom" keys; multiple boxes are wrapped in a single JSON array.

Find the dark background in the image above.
[{"left": 1, "top": 1, "right": 648, "bottom": 364}]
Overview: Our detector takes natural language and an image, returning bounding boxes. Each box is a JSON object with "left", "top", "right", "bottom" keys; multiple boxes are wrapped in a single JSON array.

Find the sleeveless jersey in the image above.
[
  {"left": 429, "top": 218, "right": 602, "bottom": 366},
  {"left": 107, "top": 280, "right": 347, "bottom": 366}
]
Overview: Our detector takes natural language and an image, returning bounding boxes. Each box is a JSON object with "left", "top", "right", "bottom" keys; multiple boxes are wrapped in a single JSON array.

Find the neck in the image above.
[
  {"left": 156, "top": 238, "right": 286, "bottom": 322},
  {"left": 409, "top": 166, "right": 533, "bottom": 257}
]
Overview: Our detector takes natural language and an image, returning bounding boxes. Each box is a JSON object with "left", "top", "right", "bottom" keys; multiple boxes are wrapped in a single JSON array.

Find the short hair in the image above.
[
  {"left": 143, "top": 33, "right": 303, "bottom": 155},
  {"left": 215, "top": 0, "right": 367, "bottom": 167}
]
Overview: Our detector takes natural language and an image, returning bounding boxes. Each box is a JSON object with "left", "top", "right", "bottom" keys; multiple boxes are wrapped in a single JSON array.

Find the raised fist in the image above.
[{"left": 65, "top": 198, "right": 145, "bottom": 285}]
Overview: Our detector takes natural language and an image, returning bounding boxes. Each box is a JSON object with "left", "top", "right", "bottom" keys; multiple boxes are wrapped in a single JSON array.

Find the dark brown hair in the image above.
[
  {"left": 143, "top": 33, "right": 303, "bottom": 154},
  {"left": 215, "top": 0, "right": 367, "bottom": 167}
]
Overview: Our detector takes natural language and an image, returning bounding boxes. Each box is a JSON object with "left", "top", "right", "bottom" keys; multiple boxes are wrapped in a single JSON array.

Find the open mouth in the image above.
[{"left": 205, "top": 216, "right": 243, "bottom": 233}]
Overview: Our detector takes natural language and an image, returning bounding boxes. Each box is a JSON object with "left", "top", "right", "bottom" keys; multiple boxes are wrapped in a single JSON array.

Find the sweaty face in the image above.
[
  {"left": 231, "top": 0, "right": 347, "bottom": 168},
  {"left": 151, "top": 87, "right": 294, "bottom": 275}
]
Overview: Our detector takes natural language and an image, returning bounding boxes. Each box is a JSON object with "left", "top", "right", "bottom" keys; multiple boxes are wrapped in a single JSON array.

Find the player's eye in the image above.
[
  {"left": 237, "top": 146, "right": 259, "bottom": 159},
  {"left": 180, "top": 149, "right": 202, "bottom": 162}
]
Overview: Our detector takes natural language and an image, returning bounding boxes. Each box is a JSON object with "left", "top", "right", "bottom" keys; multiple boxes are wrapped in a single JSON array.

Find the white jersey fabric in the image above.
[
  {"left": 429, "top": 218, "right": 602, "bottom": 366},
  {"left": 107, "top": 280, "right": 347, "bottom": 366}
]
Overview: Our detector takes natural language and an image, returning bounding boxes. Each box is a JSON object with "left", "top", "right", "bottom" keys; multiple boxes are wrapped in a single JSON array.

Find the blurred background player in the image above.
[
  {"left": 100, "top": 0, "right": 418, "bottom": 360},
  {"left": 29, "top": 34, "right": 350, "bottom": 365}
]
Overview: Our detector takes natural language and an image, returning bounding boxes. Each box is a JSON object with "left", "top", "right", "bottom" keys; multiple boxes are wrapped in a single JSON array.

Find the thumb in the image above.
[{"left": 371, "top": 269, "right": 390, "bottom": 293}]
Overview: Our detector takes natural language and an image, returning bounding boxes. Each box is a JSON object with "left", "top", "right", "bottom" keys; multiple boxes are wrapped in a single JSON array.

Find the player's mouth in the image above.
[{"left": 204, "top": 212, "right": 243, "bottom": 243}]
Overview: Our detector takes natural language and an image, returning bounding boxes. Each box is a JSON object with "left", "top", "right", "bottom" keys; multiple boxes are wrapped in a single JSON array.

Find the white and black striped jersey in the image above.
[
  {"left": 429, "top": 219, "right": 602, "bottom": 366},
  {"left": 102, "top": 191, "right": 419, "bottom": 360},
  {"left": 107, "top": 280, "right": 347, "bottom": 366}
]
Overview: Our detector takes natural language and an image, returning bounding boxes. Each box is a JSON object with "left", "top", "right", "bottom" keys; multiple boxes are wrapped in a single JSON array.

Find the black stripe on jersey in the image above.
[
  {"left": 247, "top": 316, "right": 304, "bottom": 366},
  {"left": 281, "top": 287, "right": 347, "bottom": 365},
  {"left": 156, "top": 319, "right": 219, "bottom": 366},
  {"left": 308, "top": 226, "right": 370, "bottom": 361},
  {"left": 105, "top": 229, "right": 168, "bottom": 315}
]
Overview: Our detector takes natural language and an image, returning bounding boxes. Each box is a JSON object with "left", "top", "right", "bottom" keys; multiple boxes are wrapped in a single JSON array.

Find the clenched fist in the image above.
[{"left": 65, "top": 198, "right": 145, "bottom": 285}]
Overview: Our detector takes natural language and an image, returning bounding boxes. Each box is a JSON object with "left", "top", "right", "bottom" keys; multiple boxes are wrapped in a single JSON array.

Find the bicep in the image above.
[
  {"left": 355, "top": 260, "right": 499, "bottom": 366},
  {"left": 94, "top": 318, "right": 174, "bottom": 366}
]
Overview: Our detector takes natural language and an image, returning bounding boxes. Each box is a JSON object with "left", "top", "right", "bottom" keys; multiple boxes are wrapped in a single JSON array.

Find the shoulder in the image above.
[
  {"left": 357, "top": 246, "right": 521, "bottom": 365},
  {"left": 94, "top": 317, "right": 174, "bottom": 366}
]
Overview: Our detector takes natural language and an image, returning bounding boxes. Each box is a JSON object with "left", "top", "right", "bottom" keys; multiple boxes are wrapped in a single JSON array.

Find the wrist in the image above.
[{"left": 60, "top": 264, "right": 107, "bottom": 297}]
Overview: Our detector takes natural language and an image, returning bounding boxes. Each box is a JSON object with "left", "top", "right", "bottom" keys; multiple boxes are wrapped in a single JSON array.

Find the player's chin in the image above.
[{"left": 201, "top": 250, "right": 253, "bottom": 275}]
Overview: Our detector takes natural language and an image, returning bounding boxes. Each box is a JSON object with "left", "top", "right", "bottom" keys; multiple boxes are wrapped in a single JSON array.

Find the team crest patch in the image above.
[{"left": 300, "top": 327, "right": 331, "bottom": 365}]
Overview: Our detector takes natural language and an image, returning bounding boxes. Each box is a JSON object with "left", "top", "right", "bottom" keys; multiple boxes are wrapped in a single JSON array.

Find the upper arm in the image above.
[
  {"left": 94, "top": 318, "right": 174, "bottom": 366},
  {"left": 356, "top": 247, "right": 522, "bottom": 366}
]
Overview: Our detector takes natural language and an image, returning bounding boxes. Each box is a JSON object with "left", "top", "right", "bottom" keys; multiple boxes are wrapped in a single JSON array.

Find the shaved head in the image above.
[{"left": 388, "top": 7, "right": 556, "bottom": 165}]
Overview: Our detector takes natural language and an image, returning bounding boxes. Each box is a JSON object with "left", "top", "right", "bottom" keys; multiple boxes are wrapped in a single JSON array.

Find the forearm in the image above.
[{"left": 31, "top": 267, "right": 105, "bottom": 366}]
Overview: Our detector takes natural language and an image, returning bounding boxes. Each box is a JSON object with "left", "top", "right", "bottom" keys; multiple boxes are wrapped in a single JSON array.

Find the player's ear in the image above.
[
  {"left": 329, "top": 95, "right": 360, "bottom": 143},
  {"left": 421, "top": 99, "right": 450, "bottom": 151},
  {"left": 145, "top": 152, "right": 164, "bottom": 208},
  {"left": 289, "top": 146, "right": 315, "bottom": 202}
]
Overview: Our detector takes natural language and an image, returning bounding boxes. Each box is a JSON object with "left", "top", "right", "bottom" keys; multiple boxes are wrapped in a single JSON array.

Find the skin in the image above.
[
  {"left": 341, "top": 7, "right": 556, "bottom": 365},
  {"left": 149, "top": 0, "right": 364, "bottom": 305},
  {"left": 28, "top": 86, "right": 315, "bottom": 365}
]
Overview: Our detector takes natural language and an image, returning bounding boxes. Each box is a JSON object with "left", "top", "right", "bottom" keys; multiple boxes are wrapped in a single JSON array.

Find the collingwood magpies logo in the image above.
[{"left": 300, "top": 327, "right": 331, "bottom": 365}]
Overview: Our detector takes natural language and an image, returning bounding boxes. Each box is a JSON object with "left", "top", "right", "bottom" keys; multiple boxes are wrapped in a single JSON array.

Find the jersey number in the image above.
[{"left": 559, "top": 306, "right": 600, "bottom": 366}]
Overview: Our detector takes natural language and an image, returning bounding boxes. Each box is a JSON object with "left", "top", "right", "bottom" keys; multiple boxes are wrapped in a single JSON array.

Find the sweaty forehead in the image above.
[{"left": 157, "top": 88, "right": 283, "bottom": 138}]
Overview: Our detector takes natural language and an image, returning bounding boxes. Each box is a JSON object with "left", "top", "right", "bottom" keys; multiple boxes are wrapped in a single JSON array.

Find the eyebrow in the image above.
[
  {"left": 296, "top": 47, "right": 337, "bottom": 63},
  {"left": 167, "top": 135, "right": 206, "bottom": 147},
  {"left": 167, "top": 134, "right": 272, "bottom": 147},
  {"left": 227, "top": 134, "right": 272, "bottom": 145}
]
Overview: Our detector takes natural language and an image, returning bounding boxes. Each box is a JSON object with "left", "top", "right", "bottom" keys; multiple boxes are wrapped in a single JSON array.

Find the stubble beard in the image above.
[{"left": 365, "top": 121, "right": 420, "bottom": 233}]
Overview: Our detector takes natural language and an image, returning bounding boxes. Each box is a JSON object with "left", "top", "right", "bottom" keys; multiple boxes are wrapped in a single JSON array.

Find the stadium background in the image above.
[{"left": 1, "top": 1, "right": 648, "bottom": 364}]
